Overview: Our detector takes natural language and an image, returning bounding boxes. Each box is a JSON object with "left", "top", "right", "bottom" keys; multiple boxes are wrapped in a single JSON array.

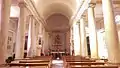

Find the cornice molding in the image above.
[
  {"left": 24, "top": 0, "right": 48, "bottom": 31},
  {"left": 18, "top": 2, "right": 26, "bottom": 7},
  {"left": 70, "top": 0, "right": 93, "bottom": 28},
  {"left": 70, "top": 0, "right": 89, "bottom": 28},
  {"left": 88, "top": 3, "right": 96, "bottom": 8}
]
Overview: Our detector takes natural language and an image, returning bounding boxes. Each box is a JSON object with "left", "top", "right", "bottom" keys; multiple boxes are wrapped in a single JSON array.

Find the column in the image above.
[
  {"left": 15, "top": 2, "right": 26, "bottom": 59},
  {"left": 88, "top": 3, "right": 98, "bottom": 58},
  {"left": 64, "top": 33, "right": 66, "bottom": 51},
  {"left": 80, "top": 17, "right": 88, "bottom": 57},
  {"left": 37, "top": 23, "right": 42, "bottom": 56},
  {"left": 70, "top": 27, "right": 74, "bottom": 55},
  {"left": 102, "top": 0, "right": 120, "bottom": 63},
  {"left": 73, "top": 23, "right": 81, "bottom": 56},
  {"left": 0, "top": 0, "right": 11, "bottom": 64},
  {"left": 35, "top": 22, "right": 39, "bottom": 56},
  {"left": 27, "top": 15, "right": 36, "bottom": 57},
  {"left": 78, "top": 22, "right": 82, "bottom": 55}
]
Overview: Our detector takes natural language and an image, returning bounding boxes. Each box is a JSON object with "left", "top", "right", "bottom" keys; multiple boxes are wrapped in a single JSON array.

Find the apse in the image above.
[{"left": 46, "top": 13, "right": 70, "bottom": 32}]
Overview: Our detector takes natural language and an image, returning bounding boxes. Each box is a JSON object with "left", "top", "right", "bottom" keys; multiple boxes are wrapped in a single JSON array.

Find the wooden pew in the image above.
[
  {"left": 68, "top": 62, "right": 105, "bottom": 65},
  {"left": 8, "top": 63, "right": 49, "bottom": 68},
  {"left": 63, "top": 56, "right": 111, "bottom": 68},
  {"left": 66, "top": 60, "right": 96, "bottom": 62},
  {"left": 70, "top": 65, "right": 118, "bottom": 68},
  {"left": 65, "top": 60, "right": 96, "bottom": 67},
  {"left": 19, "top": 60, "right": 51, "bottom": 68},
  {"left": 63, "top": 56, "right": 95, "bottom": 63},
  {"left": 15, "top": 56, "right": 52, "bottom": 60},
  {"left": 19, "top": 60, "right": 50, "bottom": 63},
  {"left": 11, "top": 56, "right": 52, "bottom": 68},
  {"left": 67, "top": 62, "right": 105, "bottom": 68},
  {"left": 63, "top": 56, "right": 96, "bottom": 68},
  {"left": 63, "top": 56, "right": 90, "bottom": 61},
  {"left": 8, "top": 63, "right": 49, "bottom": 66}
]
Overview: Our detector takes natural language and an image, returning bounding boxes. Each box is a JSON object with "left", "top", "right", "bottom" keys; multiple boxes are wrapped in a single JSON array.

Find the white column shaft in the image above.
[
  {"left": 73, "top": 23, "right": 81, "bottom": 56},
  {"left": 102, "top": 0, "right": 120, "bottom": 63},
  {"left": 35, "top": 22, "right": 39, "bottom": 56},
  {"left": 88, "top": 4, "right": 98, "bottom": 58},
  {"left": 78, "top": 22, "right": 82, "bottom": 55},
  {"left": 0, "top": 0, "right": 11, "bottom": 64},
  {"left": 15, "top": 3, "right": 26, "bottom": 59},
  {"left": 80, "top": 18, "right": 88, "bottom": 56},
  {"left": 27, "top": 16, "right": 36, "bottom": 57}
]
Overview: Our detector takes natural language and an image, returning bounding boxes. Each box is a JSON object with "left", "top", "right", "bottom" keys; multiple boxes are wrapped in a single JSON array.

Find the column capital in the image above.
[
  {"left": 81, "top": 15, "right": 86, "bottom": 19},
  {"left": 18, "top": 2, "right": 26, "bottom": 8},
  {"left": 29, "top": 15, "right": 34, "bottom": 17},
  {"left": 88, "top": 3, "right": 96, "bottom": 8},
  {"left": 76, "top": 20, "right": 80, "bottom": 24},
  {"left": 29, "top": 15, "right": 35, "bottom": 20}
]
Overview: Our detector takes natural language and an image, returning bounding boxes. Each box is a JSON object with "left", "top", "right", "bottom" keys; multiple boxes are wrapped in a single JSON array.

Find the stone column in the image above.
[
  {"left": 73, "top": 23, "right": 81, "bottom": 56},
  {"left": 88, "top": 3, "right": 98, "bottom": 58},
  {"left": 35, "top": 22, "right": 39, "bottom": 56},
  {"left": 78, "top": 22, "right": 82, "bottom": 55},
  {"left": 70, "top": 27, "right": 74, "bottom": 55},
  {"left": 27, "top": 15, "right": 36, "bottom": 57},
  {"left": 0, "top": 0, "right": 11, "bottom": 64},
  {"left": 102, "top": 0, "right": 120, "bottom": 63},
  {"left": 80, "top": 17, "right": 88, "bottom": 57},
  {"left": 15, "top": 2, "right": 26, "bottom": 59}
]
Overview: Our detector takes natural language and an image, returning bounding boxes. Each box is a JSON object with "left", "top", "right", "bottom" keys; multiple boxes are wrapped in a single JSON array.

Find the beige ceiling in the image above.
[
  {"left": 11, "top": 0, "right": 120, "bottom": 31},
  {"left": 33, "top": 0, "right": 78, "bottom": 19},
  {"left": 32, "top": 0, "right": 79, "bottom": 31}
]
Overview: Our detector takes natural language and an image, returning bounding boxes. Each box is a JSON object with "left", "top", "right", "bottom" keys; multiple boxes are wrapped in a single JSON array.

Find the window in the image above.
[{"left": 115, "top": 15, "right": 120, "bottom": 23}]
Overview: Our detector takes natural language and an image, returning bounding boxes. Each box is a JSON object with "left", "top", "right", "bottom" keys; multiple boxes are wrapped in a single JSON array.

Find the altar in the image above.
[{"left": 51, "top": 51, "right": 66, "bottom": 59}]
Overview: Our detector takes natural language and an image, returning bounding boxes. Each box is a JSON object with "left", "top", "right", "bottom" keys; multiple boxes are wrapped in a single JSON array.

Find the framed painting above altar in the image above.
[{"left": 53, "top": 34, "right": 62, "bottom": 46}]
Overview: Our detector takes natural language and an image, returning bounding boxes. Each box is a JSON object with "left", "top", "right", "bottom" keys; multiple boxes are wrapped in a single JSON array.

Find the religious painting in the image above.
[{"left": 54, "top": 34, "right": 61, "bottom": 45}]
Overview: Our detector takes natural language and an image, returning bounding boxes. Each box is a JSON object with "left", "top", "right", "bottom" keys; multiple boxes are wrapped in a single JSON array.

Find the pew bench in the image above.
[
  {"left": 68, "top": 62, "right": 105, "bottom": 65},
  {"left": 63, "top": 56, "right": 96, "bottom": 68},
  {"left": 67, "top": 62, "right": 105, "bottom": 68},
  {"left": 70, "top": 65, "right": 118, "bottom": 68},
  {"left": 8, "top": 63, "right": 49, "bottom": 67},
  {"left": 19, "top": 60, "right": 50, "bottom": 63},
  {"left": 18, "top": 60, "right": 51, "bottom": 68},
  {"left": 66, "top": 60, "right": 96, "bottom": 62},
  {"left": 14, "top": 56, "right": 52, "bottom": 68}
]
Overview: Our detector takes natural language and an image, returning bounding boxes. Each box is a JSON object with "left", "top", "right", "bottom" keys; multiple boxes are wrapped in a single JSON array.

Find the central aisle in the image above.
[{"left": 52, "top": 60, "right": 64, "bottom": 68}]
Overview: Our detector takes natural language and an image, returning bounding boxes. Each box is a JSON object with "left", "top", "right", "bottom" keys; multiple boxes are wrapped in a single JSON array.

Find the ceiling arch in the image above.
[
  {"left": 46, "top": 13, "right": 70, "bottom": 31},
  {"left": 31, "top": 0, "right": 80, "bottom": 32},
  {"left": 33, "top": 0, "right": 78, "bottom": 19},
  {"left": 43, "top": 2, "right": 73, "bottom": 20}
]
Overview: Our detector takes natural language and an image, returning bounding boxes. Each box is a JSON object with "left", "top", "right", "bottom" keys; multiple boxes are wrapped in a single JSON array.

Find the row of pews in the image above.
[
  {"left": 7, "top": 56, "right": 52, "bottom": 68},
  {"left": 63, "top": 56, "right": 119, "bottom": 68}
]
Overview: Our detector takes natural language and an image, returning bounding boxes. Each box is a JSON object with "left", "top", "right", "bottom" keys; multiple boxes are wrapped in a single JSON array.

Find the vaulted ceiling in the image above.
[
  {"left": 10, "top": 0, "right": 120, "bottom": 31},
  {"left": 32, "top": 0, "right": 80, "bottom": 32},
  {"left": 33, "top": 0, "right": 79, "bottom": 19}
]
